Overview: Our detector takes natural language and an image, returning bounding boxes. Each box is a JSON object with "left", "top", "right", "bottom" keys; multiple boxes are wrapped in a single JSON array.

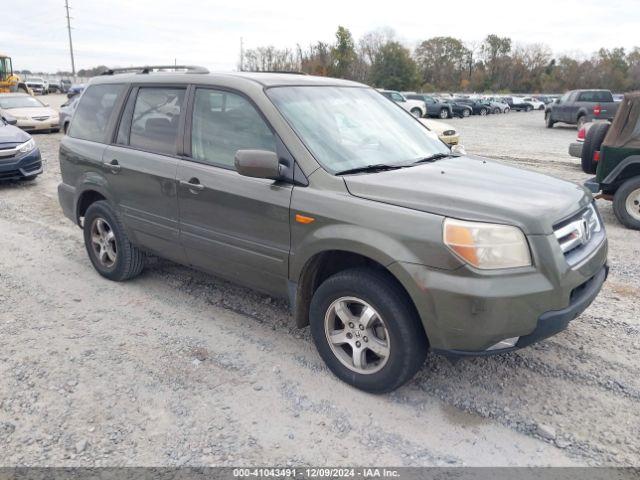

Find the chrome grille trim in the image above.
[{"left": 554, "top": 204, "right": 601, "bottom": 255}]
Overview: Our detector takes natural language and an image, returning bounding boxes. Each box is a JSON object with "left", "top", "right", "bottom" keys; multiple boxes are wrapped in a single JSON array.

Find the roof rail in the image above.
[
  {"left": 244, "top": 70, "right": 307, "bottom": 75},
  {"left": 101, "top": 65, "right": 209, "bottom": 75}
]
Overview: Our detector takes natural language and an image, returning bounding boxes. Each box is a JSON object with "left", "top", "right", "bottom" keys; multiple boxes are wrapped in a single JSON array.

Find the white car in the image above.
[
  {"left": 0, "top": 93, "right": 60, "bottom": 133},
  {"left": 379, "top": 90, "right": 426, "bottom": 117},
  {"left": 419, "top": 118, "right": 460, "bottom": 146},
  {"left": 522, "top": 97, "right": 546, "bottom": 110}
]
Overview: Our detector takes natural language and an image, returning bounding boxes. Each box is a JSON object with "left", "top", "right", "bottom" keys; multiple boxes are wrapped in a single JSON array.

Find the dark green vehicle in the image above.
[
  {"left": 583, "top": 92, "right": 640, "bottom": 230},
  {"left": 58, "top": 67, "right": 608, "bottom": 393}
]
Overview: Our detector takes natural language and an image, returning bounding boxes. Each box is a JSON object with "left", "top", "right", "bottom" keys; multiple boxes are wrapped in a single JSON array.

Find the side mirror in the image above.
[
  {"left": 451, "top": 144, "right": 466, "bottom": 156},
  {"left": 235, "top": 150, "right": 282, "bottom": 180},
  {"left": 1, "top": 114, "right": 18, "bottom": 126}
]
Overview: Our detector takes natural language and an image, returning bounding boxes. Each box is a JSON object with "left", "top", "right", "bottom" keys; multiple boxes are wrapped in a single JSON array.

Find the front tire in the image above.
[
  {"left": 613, "top": 178, "right": 640, "bottom": 230},
  {"left": 479, "top": 108, "right": 487, "bottom": 116},
  {"left": 410, "top": 107, "right": 423, "bottom": 118},
  {"left": 439, "top": 108, "right": 448, "bottom": 119},
  {"left": 545, "top": 111, "right": 555, "bottom": 128},
  {"left": 83, "top": 200, "right": 145, "bottom": 281},
  {"left": 309, "top": 268, "right": 428, "bottom": 393},
  {"left": 462, "top": 108, "right": 470, "bottom": 118}
]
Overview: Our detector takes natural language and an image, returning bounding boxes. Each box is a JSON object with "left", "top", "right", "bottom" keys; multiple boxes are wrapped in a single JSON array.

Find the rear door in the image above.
[
  {"left": 177, "top": 87, "right": 292, "bottom": 297},
  {"left": 102, "top": 85, "right": 187, "bottom": 263}
]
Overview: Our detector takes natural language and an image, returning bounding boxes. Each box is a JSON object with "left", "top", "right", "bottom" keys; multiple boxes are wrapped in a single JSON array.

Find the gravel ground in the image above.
[{"left": 0, "top": 95, "right": 638, "bottom": 467}]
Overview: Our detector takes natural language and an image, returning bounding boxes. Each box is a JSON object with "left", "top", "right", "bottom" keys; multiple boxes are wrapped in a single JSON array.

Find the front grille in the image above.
[
  {"left": 553, "top": 204, "right": 602, "bottom": 257},
  {"left": 32, "top": 116, "right": 50, "bottom": 121},
  {"left": 0, "top": 169, "right": 20, "bottom": 180}
]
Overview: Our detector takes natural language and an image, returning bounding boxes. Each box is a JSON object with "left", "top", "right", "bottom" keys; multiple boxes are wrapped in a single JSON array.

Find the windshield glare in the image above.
[
  {"left": 0, "top": 96, "right": 45, "bottom": 109},
  {"left": 267, "top": 86, "right": 449, "bottom": 173}
]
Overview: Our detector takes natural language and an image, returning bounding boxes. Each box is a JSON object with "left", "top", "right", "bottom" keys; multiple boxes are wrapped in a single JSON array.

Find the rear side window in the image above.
[
  {"left": 68, "top": 84, "right": 124, "bottom": 143},
  {"left": 129, "top": 87, "right": 186, "bottom": 155},
  {"left": 190, "top": 89, "right": 276, "bottom": 169}
]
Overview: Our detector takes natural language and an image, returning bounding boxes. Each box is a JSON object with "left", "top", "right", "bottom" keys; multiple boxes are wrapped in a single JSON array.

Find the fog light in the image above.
[{"left": 486, "top": 337, "right": 519, "bottom": 351}]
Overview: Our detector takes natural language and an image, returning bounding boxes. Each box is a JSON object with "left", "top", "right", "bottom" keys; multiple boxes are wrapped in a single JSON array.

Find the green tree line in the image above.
[{"left": 242, "top": 26, "right": 640, "bottom": 93}]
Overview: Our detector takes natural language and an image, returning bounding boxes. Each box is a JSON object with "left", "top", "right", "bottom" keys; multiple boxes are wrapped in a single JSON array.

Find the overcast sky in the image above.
[{"left": 3, "top": 0, "right": 638, "bottom": 73}]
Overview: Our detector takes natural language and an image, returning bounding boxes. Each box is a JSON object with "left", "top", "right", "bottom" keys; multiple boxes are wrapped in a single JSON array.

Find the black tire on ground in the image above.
[
  {"left": 525, "top": 105, "right": 533, "bottom": 112},
  {"left": 613, "top": 177, "right": 640, "bottom": 230},
  {"left": 538, "top": 105, "right": 545, "bottom": 110},
  {"left": 577, "top": 115, "right": 586, "bottom": 130},
  {"left": 410, "top": 107, "right": 423, "bottom": 117},
  {"left": 581, "top": 122, "right": 610, "bottom": 174},
  {"left": 83, "top": 200, "right": 145, "bottom": 281},
  {"left": 439, "top": 108, "right": 448, "bottom": 119},
  {"left": 493, "top": 107, "right": 500, "bottom": 114},
  {"left": 309, "top": 267, "right": 428, "bottom": 393},
  {"left": 479, "top": 108, "right": 487, "bottom": 116},
  {"left": 545, "top": 111, "right": 555, "bottom": 128},
  {"left": 462, "top": 109, "right": 470, "bottom": 118}
]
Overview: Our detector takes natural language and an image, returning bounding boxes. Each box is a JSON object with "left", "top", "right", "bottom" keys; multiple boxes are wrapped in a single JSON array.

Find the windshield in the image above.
[
  {"left": 267, "top": 86, "right": 449, "bottom": 173},
  {"left": 0, "top": 95, "right": 45, "bottom": 109}
]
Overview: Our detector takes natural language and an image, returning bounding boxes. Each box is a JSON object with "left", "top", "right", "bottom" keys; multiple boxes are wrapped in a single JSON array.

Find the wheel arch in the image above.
[
  {"left": 291, "top": 249, "right": 424, "bottom": 341},
  {"left": 603, "top": 155, "right": 640, "bottom": 187}
]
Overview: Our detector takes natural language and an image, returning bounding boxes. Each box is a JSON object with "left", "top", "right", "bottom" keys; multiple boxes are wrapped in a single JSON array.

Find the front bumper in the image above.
[
  {"left": 569, "top": 141, "right": 583, "bottom": 158},
  {"left": 389, "top": 232, "right": 608, "bottom": 353},
  {"left": 17, "top": 118, "right": 60, "bottom": 132},
  {"left": 0, "top": 148, "right": 43, "bottom": 180}
]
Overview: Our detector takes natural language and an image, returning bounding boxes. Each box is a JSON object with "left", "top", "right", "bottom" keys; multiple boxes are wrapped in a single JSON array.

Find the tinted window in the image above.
[
  {"left": 191, "top": 89, "right": 276, "bottom": 169},
  {"left": 68, "top": 84, "right": 124, "bottom": 143},
  {"left": 129, "top": 87, "right": 185, "bottom": 155},
  {"left": 593, "top": 91, "right": 614, "bottom": 102},
  {"left": 390, "top": 92, "right": 404, "bottom": 102}
]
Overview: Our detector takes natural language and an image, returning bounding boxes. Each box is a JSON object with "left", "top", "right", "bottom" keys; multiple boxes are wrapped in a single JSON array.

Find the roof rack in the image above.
[{"left": 101, "top": 65, "right": 209, "bottom": 75}]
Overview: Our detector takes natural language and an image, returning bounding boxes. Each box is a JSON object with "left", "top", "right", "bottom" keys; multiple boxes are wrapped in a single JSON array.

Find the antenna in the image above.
[{"left": 64, "top": 0, "right": 76, "bottom": 82}]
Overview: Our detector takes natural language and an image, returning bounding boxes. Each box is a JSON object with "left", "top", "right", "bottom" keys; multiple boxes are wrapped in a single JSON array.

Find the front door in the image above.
[{"left": 177, "top": 87, "right": 292, "bottom": 297}]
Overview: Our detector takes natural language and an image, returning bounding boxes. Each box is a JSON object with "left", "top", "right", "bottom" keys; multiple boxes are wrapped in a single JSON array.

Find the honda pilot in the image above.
[{"left": 58, "top": 67, "right": 608, "bottom": 393}]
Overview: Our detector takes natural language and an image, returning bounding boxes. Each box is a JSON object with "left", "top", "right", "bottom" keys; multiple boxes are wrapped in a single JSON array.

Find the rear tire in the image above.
[
  {"left": 83, "top": 200, "right": 145, "bottom": 281},
  {"left": 309, "top": 268, "right": 428, "bottom": 393},
  {"left": 613, "top": 178, "right": 640, "bottom": 230},
  {"left": 410, "top": 107, "right": 423, "bottom": 118},
  {"left": 581, "top": 122, "right": 610, "bottom": 174}
]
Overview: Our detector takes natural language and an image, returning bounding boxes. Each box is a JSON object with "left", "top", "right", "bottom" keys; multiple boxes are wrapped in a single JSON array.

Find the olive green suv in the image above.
[{"left": 58, "top": 67, "right": 608, "bottom": 393}]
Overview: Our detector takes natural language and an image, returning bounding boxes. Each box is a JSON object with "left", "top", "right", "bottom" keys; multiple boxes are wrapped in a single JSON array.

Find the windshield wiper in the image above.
[
  {"left": 411, "top": 153, "right": 453, "bottom": 165},
  {"left": 335, "top": 164, "right": 404, "bottom": 175}
]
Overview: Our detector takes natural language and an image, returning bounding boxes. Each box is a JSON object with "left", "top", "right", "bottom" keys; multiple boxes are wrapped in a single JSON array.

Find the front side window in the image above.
[
  {"left": 191, "top": 89, "right": 276, "bottom": 169},
  {"left": 267, "top": 86, "right": 449, "bottom": 173},
  {"left": 391, "top": 92, "right": 404, "bottom": 102},
  {"left": 129, "top": 87, "right": 185, "bottom": 155},
  {"left": 68, "top": 84, "right": 124, "bottom": 143}
]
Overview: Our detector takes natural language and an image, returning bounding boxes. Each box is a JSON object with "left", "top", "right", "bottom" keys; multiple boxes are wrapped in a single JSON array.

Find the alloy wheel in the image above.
[
  {"left": 324, "top": 296, "right": 391, "bottom": 374},
  {"left": 90, "top": 217, "right": 117, "bottom": 268}
]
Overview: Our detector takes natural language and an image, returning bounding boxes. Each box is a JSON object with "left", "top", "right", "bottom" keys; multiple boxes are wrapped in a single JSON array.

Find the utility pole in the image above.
[
  {"left": 65, "top": 0, "right": 76, "bottom": 81},
  {"left": 239, "top": 37, "right": 244, "bottom": 71}
]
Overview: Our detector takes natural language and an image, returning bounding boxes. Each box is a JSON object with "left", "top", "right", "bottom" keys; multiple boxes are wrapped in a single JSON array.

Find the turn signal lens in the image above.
[{"left": 443, "top": 218, "right": 531, "bottom": 270}]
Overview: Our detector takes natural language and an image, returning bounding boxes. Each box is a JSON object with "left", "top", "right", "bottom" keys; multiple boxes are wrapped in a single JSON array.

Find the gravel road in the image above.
[{"left": 1, "top": 96, "right": 638, "bottom": 467}]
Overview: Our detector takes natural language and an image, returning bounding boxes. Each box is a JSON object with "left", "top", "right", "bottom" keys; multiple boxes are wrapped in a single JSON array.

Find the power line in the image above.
[{"left": 65, "top": 0, "right": 76, "bottom": 80}]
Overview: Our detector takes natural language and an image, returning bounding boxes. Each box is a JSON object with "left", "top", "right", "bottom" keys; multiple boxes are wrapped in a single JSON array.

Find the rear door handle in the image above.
[
  {"left": 104, "top": 159, "right": 121, "bottom": 174},
  {"left": 180, "top": 178, "right": 205, "bottom": 192}
]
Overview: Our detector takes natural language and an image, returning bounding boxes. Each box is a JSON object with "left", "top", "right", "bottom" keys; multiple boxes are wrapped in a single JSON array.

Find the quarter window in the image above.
[
  {"left": 128, "top": 87, "right": 185, "bottom": 155},
  {"left": 68, "top": 84, "right": 124, "bottom": 143},
  {"left": 190, "top": 89, "right": 276, "bottom": 169}
]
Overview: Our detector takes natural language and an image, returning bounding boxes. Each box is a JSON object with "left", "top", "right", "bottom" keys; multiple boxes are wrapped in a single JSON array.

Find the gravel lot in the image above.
[{"left": 1, "top": 95, "right": 638, "bottom": 467}]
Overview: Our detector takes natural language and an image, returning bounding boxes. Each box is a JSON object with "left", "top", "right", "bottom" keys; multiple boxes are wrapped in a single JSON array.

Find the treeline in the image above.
[{"left": 241, "top": 26, "right": 640, "bottom": 93}]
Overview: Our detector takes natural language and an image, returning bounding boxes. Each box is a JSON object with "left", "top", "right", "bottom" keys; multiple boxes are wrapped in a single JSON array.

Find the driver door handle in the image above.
[
  {"left": 104, "top": 159, "right": 121, "bottom": 174},
  {"left": 180, "top": 178, "right": 205, "bottom": 192}
]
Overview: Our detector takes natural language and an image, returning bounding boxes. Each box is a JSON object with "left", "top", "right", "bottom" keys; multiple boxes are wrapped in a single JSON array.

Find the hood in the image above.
[
  {"left": 0, "top": 122, "right": 31, "bottom": 144},
  {"left": 419, "top": 118, "right": 456, "bottom": 135},
  {"left": 343, "top": 155, "right": 591, "bottom": 235},
  {"left": 5, "top": 107, "right": 58, "bottom": 119}
]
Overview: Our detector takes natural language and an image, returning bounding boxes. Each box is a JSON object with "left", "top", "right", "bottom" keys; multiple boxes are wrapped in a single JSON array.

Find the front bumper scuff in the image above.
[{"left": 434, "top": 264, "right": 608, "bottom": 357}]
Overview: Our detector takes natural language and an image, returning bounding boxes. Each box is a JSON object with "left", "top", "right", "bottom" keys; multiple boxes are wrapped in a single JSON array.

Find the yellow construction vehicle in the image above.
[{"left": 0, "top": 53, "right": 30, "bottom": 94}]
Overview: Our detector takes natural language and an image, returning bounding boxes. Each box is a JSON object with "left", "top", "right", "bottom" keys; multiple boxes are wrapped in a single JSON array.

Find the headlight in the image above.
[
  {"left": 18, "top": 139, "right": 36, "bottom": 154},
  {"left": 443, "top": 218, "right": 531, "bottom": 269}
]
